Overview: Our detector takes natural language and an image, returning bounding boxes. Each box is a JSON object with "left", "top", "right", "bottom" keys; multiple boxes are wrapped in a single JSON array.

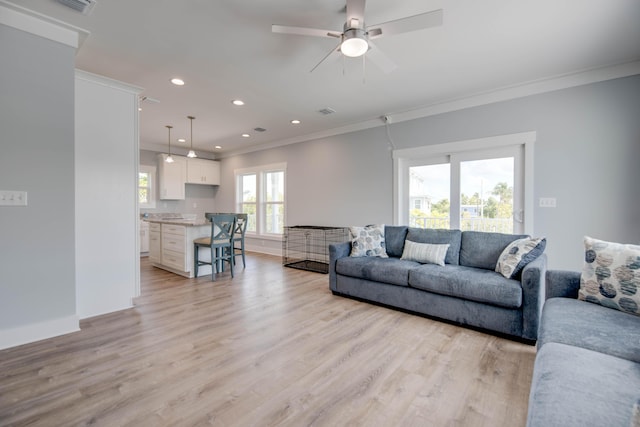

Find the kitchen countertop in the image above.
[
  {"left": 144, "top": 218, "right": 210, "bottom": 227},
  {"left": 142, "top": 213, "right": 209, "bottom": 227}
]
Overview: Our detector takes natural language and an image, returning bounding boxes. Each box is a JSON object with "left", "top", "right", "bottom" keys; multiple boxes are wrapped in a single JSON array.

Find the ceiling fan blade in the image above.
[
  {"left": 272, "top": 24, "right": 341, "bottom": 39},
  {"left": 366, "top": 42, "right": 397, "bottom": 74},
  {"left": 368, "top": 9, "right": 443, "bottom": 38},
  {"left": 346, "top": 0, "right": 366, "bottom": 22},
  {"left": 310, "top": 43, "right": 342, "bottom": 73}
]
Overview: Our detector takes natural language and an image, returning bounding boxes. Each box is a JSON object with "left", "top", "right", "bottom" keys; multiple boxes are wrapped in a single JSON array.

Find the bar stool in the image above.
[
  {"left": 232, "top": 213, "right": 248, "bottom": 268},
  {"left": 194, "top": 213, "right": 236, "bottom": 281}
]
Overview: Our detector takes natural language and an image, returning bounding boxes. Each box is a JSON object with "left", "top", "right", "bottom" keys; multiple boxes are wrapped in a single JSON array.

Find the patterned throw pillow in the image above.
[
  {"left": 349, "top": 224, "right": 388, "bottom": 258},
  {"left": 401, "top": 241, "right": 450, "bottom": 266},
  {"left": 495, "top": 237, "right": 546, "bottom": 279},
  {"left": 579, "top": 236, "right": 640, "bottom": 317}
]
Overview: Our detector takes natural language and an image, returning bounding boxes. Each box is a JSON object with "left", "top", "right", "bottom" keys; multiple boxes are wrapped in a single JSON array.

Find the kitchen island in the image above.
[{"left": 145, "top": 216, "right": 212, "bottom": 278}]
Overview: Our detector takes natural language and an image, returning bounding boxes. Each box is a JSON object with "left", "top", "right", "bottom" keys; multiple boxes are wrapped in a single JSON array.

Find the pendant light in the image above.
[
  {"left": 187, "top": 115, "right": 197, "bottom": 158},
  {"left": 165, "top": 125, "right": 174, "bottom": 163}
]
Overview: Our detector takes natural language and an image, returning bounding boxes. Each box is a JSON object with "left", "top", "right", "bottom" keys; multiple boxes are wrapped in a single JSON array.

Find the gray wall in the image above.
[
  {"left": 0, "top": 25, "right": 76, "bottom": 328},
  {"left": 216, "top": 75, "right": 640, "bottom": 270}
]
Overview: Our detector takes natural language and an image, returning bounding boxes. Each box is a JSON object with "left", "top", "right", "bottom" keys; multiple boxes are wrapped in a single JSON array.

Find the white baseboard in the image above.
[
  {"left": 245, "top": 244, "right": 281, "bottom": 257},
  {"left": 0, "top": 315, "right": 80, "bottom": 350}
]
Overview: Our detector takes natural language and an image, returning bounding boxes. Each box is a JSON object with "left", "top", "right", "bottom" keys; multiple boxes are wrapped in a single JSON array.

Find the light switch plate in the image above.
[
  {"left": 0, "top": 190, "right": 28, "bottom": 206},
  {"left": 539, "top": 197, "right": 556, "bottom": 208}
]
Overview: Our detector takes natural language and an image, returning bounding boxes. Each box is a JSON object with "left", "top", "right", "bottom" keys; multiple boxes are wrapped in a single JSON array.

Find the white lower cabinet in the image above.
[
  {"left": 148, "top": 222, "right": 211, "bottom": 278},
  {"left": 140, "top": 220, "right": 150, "bottom": 253},
  {"left": 149, "top": 223, "right": 161, "bottom": 263},
  {"left": 161, "top": 224, "right": 187, "bottom": 271}
]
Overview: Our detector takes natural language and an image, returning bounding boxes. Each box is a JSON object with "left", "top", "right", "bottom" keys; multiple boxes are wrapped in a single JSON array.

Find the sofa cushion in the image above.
[
  {"left": 401, "top": 241, "right": 449, "bottom": 266},
  {"left": 384, "top": 225, "right": 408, "bottom": 258},
  {"left": 349, "top": 224, "right": 388, "bottom": 258},
  {"left": 495, "top": 236, "right": 546, "bottom": 279},
  {"left": 538, "top": 297, "right": 640, "bottom": 363},
  {"left": 335, "top": 256, "right": 419, "bottom": 287},
  {"left": 460, "top": 231, "right": 527, "bottom": 270},
  {"left": 408, "top": 264, "right": 522, "bottom": 308},
  {"left": 579, "top": 236, "right": 640, "bottom": 317},
  {"left": 406, "top": 228, "right": 461, "bottom": 265},
  {"left": 527, "top": 342, "right": 640, "bottom": 427}
]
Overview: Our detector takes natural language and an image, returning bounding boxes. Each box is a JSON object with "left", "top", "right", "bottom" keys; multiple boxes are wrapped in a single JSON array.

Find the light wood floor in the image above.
[{"left": 0, "top": 253, "right": 536, "bottom": 427}]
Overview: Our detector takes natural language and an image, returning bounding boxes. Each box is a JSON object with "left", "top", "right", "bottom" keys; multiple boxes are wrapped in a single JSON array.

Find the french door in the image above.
[{"left": 402, "top": 143, "right": 526, "bottom": 234}]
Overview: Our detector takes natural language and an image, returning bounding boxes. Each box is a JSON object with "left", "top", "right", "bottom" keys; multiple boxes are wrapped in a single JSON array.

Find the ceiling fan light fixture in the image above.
[{"left": 341, "top": 28, "right": 368, "bottom": 57}]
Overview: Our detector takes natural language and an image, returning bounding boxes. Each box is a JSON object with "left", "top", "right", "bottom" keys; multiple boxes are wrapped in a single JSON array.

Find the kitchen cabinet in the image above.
[
  {"left": 140, "top": 220, "right": 149, "bottom": 253},
  {"left": 187, "top": 158, "right": 220, "bottom": 185},
  {"left": 149, "top": 222, "right": 161, "bottom": 263},
  {"left": 147, "top": 221, "right": 211, "bottom": 278},
  {"left": 161, "top": 224, "right": 187, "bottom": 272},
  {"left": 157, "top": 153, "right": 187, "bottom": 200}
]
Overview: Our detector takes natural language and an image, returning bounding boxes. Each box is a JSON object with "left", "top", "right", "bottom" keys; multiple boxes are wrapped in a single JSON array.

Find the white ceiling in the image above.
[{"left": 9, "top": 0, "right": 640, "bottom": 156}]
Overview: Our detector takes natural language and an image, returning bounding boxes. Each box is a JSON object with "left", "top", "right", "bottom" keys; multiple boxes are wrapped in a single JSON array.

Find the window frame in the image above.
[
  {"left": 393, "top": 132, "right": 535, "bottom": 235},
  {"left": 235, "top": 163, "right": 287, "bottom": 239},
  {"left": 139, "top": 165, "right": 156, "bottom": 209}
]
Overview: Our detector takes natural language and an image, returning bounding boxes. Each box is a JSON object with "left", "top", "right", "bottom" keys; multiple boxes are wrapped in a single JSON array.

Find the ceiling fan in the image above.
[{"left": 272, "top": 0, "right": 443, "bottom": 73}]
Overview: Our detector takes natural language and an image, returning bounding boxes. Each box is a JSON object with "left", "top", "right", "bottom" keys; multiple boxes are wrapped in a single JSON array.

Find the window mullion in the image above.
[{"left": 449, "top": 155, "right": 461, "bottom": 230}]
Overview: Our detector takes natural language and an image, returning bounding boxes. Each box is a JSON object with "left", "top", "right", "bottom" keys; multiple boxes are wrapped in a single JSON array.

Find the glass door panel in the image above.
[
  {"left": 459, "top": 157, "right": 514, "bottom": 233},
  {"left": 409, "top": 163, "right": 450, "bottom": 229}
]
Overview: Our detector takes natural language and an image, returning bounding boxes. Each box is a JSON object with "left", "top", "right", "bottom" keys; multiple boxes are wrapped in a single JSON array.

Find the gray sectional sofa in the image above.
[
  {"left": 329, "top": 226, "right": 546, "bottom": 342},
  {"left": 526, "top": 270, "right": 640, "bottom": 427}
]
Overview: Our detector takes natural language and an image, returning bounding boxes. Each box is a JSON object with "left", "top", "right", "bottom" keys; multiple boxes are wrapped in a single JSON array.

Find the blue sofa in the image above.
[
  {"left": 329, "top": 226, "right": 546, "bottom": 342},
  {"left": 526, "top": 270, "right": 640, "bottom": 427}
]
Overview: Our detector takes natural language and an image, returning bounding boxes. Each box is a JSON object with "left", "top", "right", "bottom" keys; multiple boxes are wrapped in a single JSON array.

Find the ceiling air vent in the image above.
[
  {"left": 56, "top": 0, "right": 97, "bottom": 15},
  {"left": 253, "top": 127, "right": 267, "bottom": 132},
  {"left": 318, "top": 107, "right": 336, "bottom": 115}
]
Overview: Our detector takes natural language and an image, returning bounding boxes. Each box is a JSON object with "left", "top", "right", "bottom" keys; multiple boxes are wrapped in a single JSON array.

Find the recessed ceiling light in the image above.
[
  {"left": 138, "top": 107, "right": 142, "bottom": 111},
  {"left": 290, "top": 119, "right": 301, "bottom": 124},
  {"left": 177, "top": 138, "right": 186, "bottom": 143},
  {"left": 171, "top": 78, "right": 185, "bottom": 86},
  {"left": 232, "top": 100, "right": 245, "bottom": 106},
  {"left": 241, "top": 133, "right": 250, "bottom": 138},
  {"left": 215, "top": 145, "right": 222, "bottom": 149}
]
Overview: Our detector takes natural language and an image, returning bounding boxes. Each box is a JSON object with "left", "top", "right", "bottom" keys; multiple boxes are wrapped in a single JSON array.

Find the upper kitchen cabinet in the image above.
[
  {"left": 187, "top": 158, "right": 220, "bottom": 185},
  {"left": 158, "top": 154, "right": 187, "bottom": 200}
]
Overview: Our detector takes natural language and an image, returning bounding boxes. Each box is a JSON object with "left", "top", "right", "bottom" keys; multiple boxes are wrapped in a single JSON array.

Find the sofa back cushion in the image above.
[
  {"left": 460, "top": 231, "right": 528, "bottom": 270},
  {"left": 406, "top": 228, "right": 461, "bottom": 265},
  {"left": 384, "top": 226, "right": 408, "bottom": 258}
]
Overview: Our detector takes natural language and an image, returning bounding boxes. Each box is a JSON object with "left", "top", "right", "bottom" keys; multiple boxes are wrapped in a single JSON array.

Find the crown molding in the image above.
[
  {"left": 219, "top": 60, "right": 640, "bottom": 159},
  {"left": 0, "top": 0, "right": 89, "bottom": 49}
]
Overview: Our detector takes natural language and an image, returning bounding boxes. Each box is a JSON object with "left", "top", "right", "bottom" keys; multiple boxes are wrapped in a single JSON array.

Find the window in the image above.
[
  {"left": 394, "top": 132, "right": 535, "bottom": 235},
  {"left": 235, "top": 163, "right": 286, "bottom": 237},
  {"left": 139, "top": 165, "right": 156, "bottom": 209}
]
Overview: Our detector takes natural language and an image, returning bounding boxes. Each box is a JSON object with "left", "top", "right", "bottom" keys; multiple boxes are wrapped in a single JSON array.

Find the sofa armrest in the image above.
[
  {"left": 545, "top": 270, "right": 581, "bottom": 299},
  {"left": 520, "top": 254, "right": 547, "bottom": 341},
  {"left": 329, "top": 242, "right": 351, "bottom": 292}
]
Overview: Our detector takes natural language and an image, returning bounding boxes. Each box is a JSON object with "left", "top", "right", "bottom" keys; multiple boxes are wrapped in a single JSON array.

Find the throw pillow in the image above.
[
  {"left": 349, "top": 224, "right": 388, "bottom": 258},
  {"left": 495, "top": 236, "right": 546, "bottom": 279},
  {"left": 400, "top": 240, "right": 449, "bottom": 266},
  {"left": 579, "top": 236, "right": 640, "bottom": 317}
]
